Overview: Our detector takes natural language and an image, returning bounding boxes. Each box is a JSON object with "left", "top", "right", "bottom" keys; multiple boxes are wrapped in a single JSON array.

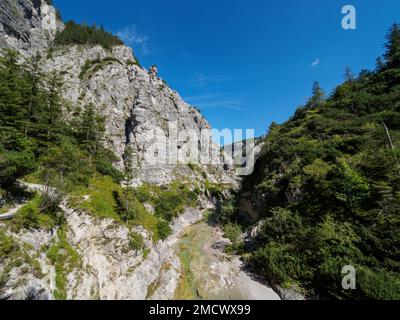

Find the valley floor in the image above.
[
  {"left": 173, "top": 219, "right": 280, "bottom": 300},
  {"left": 1, "top": 182, "right": 280, "bottom": 300}
]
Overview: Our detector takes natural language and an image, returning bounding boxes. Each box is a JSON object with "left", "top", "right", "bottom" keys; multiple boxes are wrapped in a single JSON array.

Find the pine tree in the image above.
[
  {"left": 44, "top": 70, "right": 63, "bottom": 141},
  {"left": 75, "top": 104, "right": 105, "bottom": 159},
  {"left": 307, "top": 81, "right": 325, "bottom": 106},
  {"left": 376, "top": 57, "right": 385, "bottom": 72},
  {"left": 123, "top": 144, "right": 134, "bottom": 188},
  {"left": 384, "top": 23, "right": 400, "bottom": 69},
  {"left": 344, "top": 66, "right": 354, "bottom": 82},
  {"left": 23, "top": 52, "right": 43, "bottom": 137},
  {"left": 0, "top": 50, "right": 25, "bottom": 130}
]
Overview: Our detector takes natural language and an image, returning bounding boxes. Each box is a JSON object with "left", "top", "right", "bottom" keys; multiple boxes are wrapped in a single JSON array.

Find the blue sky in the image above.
[{"left": 53, "top": 0, "right": 400, "bottom": 140}]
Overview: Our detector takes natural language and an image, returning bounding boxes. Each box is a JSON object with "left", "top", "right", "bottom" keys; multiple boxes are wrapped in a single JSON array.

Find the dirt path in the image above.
[
  {"left": 0, "top": 204, "right": 25, "bottom": 221},
  {"left": 0, "top": 182, "right": 56, "bottom": 221}
]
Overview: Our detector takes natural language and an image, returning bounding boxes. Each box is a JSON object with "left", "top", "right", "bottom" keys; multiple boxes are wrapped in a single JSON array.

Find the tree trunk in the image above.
[{"left": 383, "top": 122, "right": 394, "bottom": 151}]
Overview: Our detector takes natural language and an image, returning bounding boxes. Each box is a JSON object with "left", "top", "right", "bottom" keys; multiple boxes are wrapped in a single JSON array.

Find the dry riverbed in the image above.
[{"left": 173, "top": 219, "right": 280, "bottom": 300}]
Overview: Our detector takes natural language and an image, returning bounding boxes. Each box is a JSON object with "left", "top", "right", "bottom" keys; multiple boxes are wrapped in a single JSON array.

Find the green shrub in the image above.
[
  {"left": 156, "top": 220, "right": 172, "bottom": 240},
  {"left": 223, "top": 223, "right": 242, "bottom": 244},
  {"left": 79, "top": 57, "right": 123, "bottom": 80},
  {"left": 129, "top": 231, "right": 144, "bottom": 251},
  {"left": 217, "top": 197, "right": 236, "bottom": 224},
  {"left": 46, "top": 228, "right": 81, "bottom": 300},
  {"left": 205, "top": 180, "right": 223, "bottom": 199},
  {"left": 134, "top": 185, "right": 152, "bottom": 203},
  {"left": 114, "top": 188, "right": 172, "bottom": 242},
  {"left": 357, "top": 266, "right": 400, "bottom": 300},
  {"left": 71, "top": 175, "right": 122, "bottom": 220},
  {"left": 0, "top": 229, "right": 17, "bottom": 259},
  {"left": 153, "top": 183, "right": 198, "bottom": 221},
  {"left": 143, "top": 248, "right": 150, "bottom": 259},
  {"left": 259, "top": 208, "right": 305, "bottom": 244},
  {"left": 154, "top": 191, "right": 183, "bottom": 221},
  {"left": 95, "top": 159, "right": 123, "bottom": 183},
  {"left": 11, "top": 194, "right": 61, "bottom": 231},
  {"left": 251, "top": 242, "right": 302, "bottom": 284}
]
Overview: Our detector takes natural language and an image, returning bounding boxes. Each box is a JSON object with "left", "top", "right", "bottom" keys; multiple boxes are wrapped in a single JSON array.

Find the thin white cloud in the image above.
[
  {"left": 185, "top": 93, "right": 220, "bottom": 102},
  {"left": 192, "top": 72, "right": 232, "bottom": 87},
  {"left": 185, "top": 93, "right": 244, "bottom": 111},
  {"left": 311, "top": 58, "right": 320, "bottom": 67},
  {"left": 195, "top": 100, "right": 245, "bottom": 111},
  {"left": 116, "top": 26, "right": 150, "bottom": 55}
]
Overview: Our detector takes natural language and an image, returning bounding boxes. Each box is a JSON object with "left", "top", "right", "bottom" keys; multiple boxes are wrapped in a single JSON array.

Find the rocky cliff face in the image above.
[
  {"left": 0, "top": 0, "right": 236, "bottom": 300},
  {"left": 0, "top": 0, "right": 232, "bottom": 185},
  {"left": 3, "top": 198, "right": 212, "bottom": 300},
  {"left": 0, "top": 0, "right": 63, "bottom": 55},
  {"left": 42, "top": 44, "right": 229, "bottom": 184}
]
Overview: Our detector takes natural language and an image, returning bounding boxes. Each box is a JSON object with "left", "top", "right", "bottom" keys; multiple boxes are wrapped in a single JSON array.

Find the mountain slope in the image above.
[
  {"left": 225, "top": 25, "right": 400, "bottom": 300},
  {"left": 0, "top": 0, "right": 230, "bottom": 185},
  {"left": 0, "top": 0, "right": 235, "bottom": 300}
]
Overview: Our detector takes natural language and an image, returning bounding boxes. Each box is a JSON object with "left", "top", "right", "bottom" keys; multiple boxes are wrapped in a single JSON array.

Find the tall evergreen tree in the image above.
[
  {"left": 0, "top": 50, "right": 25, "bottom": 130},
  {"left": 376, "top": 57, "right": 385, "bottom": 72},
  {"left": 307, "top": 81, "right": 325, "bottom": 106},
  {"left": 384, "top": 23, "right": 400, "bottom": 69},
  {"left": 23, "top": 52, "right": 43, "bottom": 137},
  {"left": 123, "top": 144, "right": 134, "bottom": 188},
  {"left": 344, "top": 66, "right": 354, "bottom": 82},
  {"left": 75, "top": 103, "right": 105, "bottom": 159},
  {"left": 43, "top": 70, "right": 63, "bottom": 143}
]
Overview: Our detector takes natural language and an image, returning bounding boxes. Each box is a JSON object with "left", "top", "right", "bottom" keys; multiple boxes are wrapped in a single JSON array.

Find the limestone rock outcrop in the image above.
[
  {"left": 1, "top": 204, "right": 207, "bottom": 300},
  {"left": 0, "top": 0, "right": 233, "bottom": 185},
  {"left": 0, "top": 0, "right": 63, "bottom": 55},
  {"left": 0, "top": 0, "right": 238, "bottom": 301},
  {"left": 42, "top": 44, "right": 229, "bottom": 184}
]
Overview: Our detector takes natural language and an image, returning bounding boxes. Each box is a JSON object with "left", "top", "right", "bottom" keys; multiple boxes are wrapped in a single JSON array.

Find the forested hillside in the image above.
[
  {"left": 0, "top": 49, "right": 123, "bottom": 190},
  {"left": 221, "top": 24, "right": 400, "bottom": 300}
]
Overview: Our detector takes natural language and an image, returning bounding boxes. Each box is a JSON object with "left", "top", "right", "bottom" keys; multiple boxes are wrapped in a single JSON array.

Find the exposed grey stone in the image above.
[{"left": 0, "top": 0, "right": 63, "bottom": 56}]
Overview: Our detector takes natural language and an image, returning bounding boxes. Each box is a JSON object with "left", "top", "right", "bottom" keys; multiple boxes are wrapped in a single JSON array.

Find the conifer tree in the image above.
[
  {"left": 376, "top": 57, "right": 385, "bottom": 72},
  {"left": 0, "top": 50, "right": 25, "bottom": 130},
  {"left": 307, "top": 81, "right": 325, "bottom": 106},
  {"left": 23, "top": 52, "right": 43, "bottom": 137},
  {"left": 75, "top": 103, "right": 105, "bottom": 159},
  {"left": 43, "top": 70, "right": 63, "bottom": 141},
  {"left": 384, "top": 23, "right": 400, "bottom": 68},
  {"left": 344, "top": 66, "right": 354, "bottom": 82},
  {"left": 123, "top": 144, "right": 134, "bottom": 188}
]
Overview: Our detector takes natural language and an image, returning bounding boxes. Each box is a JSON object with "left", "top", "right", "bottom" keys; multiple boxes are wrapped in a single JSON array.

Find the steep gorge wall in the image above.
[
  {"left": 0, "top": 0, "right": 63, "bottom": 55},
  {"left": 0, "top": 0, "right": 232, "bottom": 185},
  {"left": 0, "top": 0, "right": 235, "bottom": 300},
  {"left": 42, "top": 44, "right": 227, "bottom": 184}
]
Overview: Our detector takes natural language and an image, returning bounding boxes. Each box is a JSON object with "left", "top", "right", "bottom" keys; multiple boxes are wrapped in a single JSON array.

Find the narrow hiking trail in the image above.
[
  {"left": 0, "top": 204, "right": 25, "bottom": 221},
  {"left": 0, "top": 182, "right": 56, "bottom": 221}
]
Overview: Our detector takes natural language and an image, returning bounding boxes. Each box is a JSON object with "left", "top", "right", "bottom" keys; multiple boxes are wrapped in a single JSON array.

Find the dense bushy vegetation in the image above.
[
  {"left": 222, "top": 24, "right": 400, "bottom": 300},
  {"left": 46, "top": 228, "right": 81, "bottom": 299},
  {"left": 0, "top": 49, "right": 123, "bottom": 222},
  {"left": 114, "top": 181, "right": 200, "bottom": 240},
  {"left": 54, "top": 21, "right": 124, "bottom": 50}
]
